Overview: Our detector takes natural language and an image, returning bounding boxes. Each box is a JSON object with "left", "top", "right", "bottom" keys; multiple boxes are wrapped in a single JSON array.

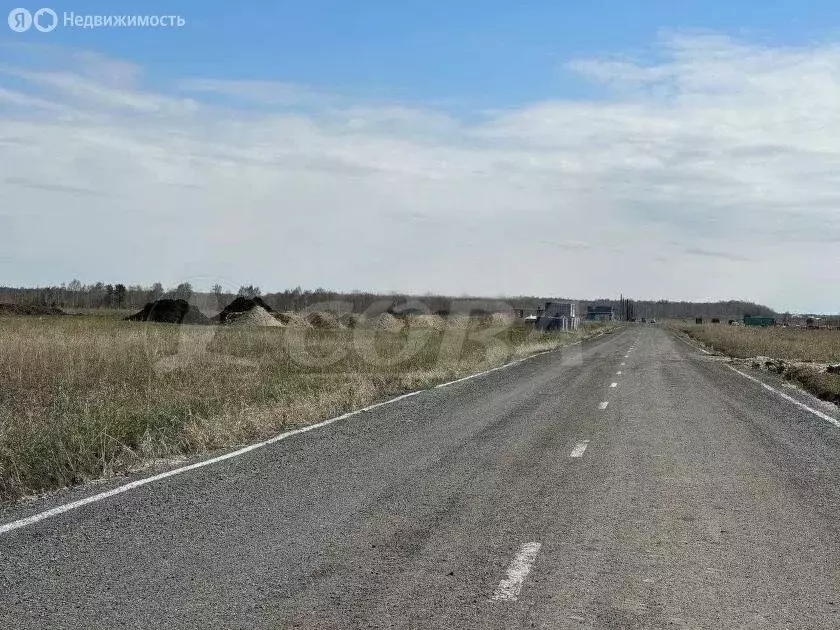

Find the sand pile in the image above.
[
  {"left": 217, "top": 296, "right": 274, "bottom": 324},
  {"left": 274, "top": 312, "right": 311, "bottom": 328},
  {"left": 126, "top": 299, "right": 210, "bottom": 324},
  {"left": 364, "top": 312, "right": 404, "bottom": 332},
  {"left": 306, "top": 312, "right": 344, "bottom": 329},
  {"left": 0, "top": 303, "right": 66, "bottom": 316},
  {"left": 406, "top": 314, "right": 445, "bottom": 330},
  {"left": 444, "top": 314, "right": 471, "bottom": 329},
  {"left": 224, "top": 306, "right": 282, "bottom": 328}
]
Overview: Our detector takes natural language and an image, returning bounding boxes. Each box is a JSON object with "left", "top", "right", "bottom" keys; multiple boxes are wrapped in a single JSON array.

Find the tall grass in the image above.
[
  {"left": 674, "top": 322, "right": 840, "bottom": 362},
  {"left": 0, "top": 316, "right": 615, "bottom": 501},
  {"left": 674, "top": 322, "right": 840, "bottom": 403}
]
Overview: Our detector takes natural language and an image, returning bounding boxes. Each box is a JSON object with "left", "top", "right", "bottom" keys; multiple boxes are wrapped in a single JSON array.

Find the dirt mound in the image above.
[
  {"left": 274, "top": 312, "right": 312, "bottom": 328},
  {"left": 0, "top": 303, "right": 66, "bottom": 316},
  {"left": 444, "top": 314, "right": 471, "bottom": 329},
  {"left": 306, "top": 312, "right": 344, "bottom": 329},
  {"left": 224, "top": 305, "right": 282, "bottom": 328},
  {"left": 217, "top": 296, "right": 274, "bottom": 323},
  {"left": 364, "top": 312, "right": 404, "bottom": 332},
  {"left": 126, "top": 299, "right": 210, "bottom": 325},
  {"left": 406, "top": 314, "right": 445, "bottom": 330},
  {"left": 338, "top": 313, "right": 360, "bottom": 329}
]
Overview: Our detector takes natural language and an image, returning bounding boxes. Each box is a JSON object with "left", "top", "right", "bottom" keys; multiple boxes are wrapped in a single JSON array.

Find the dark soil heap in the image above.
[
  {"left": 0, "top": 303, "right": 66, "bottom": 316},
  {"left": 126, "top": 299, "right": 210, "bottom": 325},
  {"left": 216, "top": 296, "right": 274, "bottom": 323}
]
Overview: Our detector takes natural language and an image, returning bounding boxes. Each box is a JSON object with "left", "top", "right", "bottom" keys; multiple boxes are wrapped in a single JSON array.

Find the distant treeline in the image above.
[{"left": 0, "top": 281, "right": 798, "bottom": 319}]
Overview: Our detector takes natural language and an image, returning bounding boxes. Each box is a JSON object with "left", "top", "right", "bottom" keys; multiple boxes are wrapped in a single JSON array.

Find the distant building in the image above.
[
  {"left": 787, "top": 315, "right": 808, "bottom": 327},
  {"left": 744, "top": 316, "right": 775, "bottom": 327},
  {"left": 586, "top": 305, "right": 614, "bottom": 322},
  {"left": 546, "top": 301, "right": 576, "bottom": 318},
  {"left": 537, "top": 301, "right": 578, "bottom": 331}
]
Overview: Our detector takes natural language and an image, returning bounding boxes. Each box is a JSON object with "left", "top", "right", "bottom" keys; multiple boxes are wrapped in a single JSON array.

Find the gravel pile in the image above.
[
  {"left": 338, "top": 313, "right": 361, "bottom": 329},
  {"left": 406, "top": 314, "right": 444, "bottom": 330},
  {"left": 365, "top": 312, "right": 404, "bottom": 332},
  {"left": 274, "top": 312, "right": 312, "bottom": 328},
  {"left": 444, "top": 314, "right": 471, "bottom": 329},
  {"left": 224, "top": 306, "right": 282, "bottom": 328},
  {"left": 306, "top": 312, "right": 344, "bottom": 329},
  {"left": 217, "top": 296, "right": 274, "bottom": 324}
]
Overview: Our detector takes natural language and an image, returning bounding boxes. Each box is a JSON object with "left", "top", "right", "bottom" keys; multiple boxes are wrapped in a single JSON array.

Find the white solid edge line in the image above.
[
  {"left": 434, "top": 345, "right": 570, "bottom": 389},
  {"left": 0, "top": 390, "right": 426, "bottom": 537},
  {"left": 490, "top": 542, "right": 542, "bottom": 602},
  {"left": 726, "top": 365, "right": 840, "bottom": 429},
  {"left": 673, "top": 330, "right": 712, "bottom": 355},
  {"left": 569, "top": 440, "right": 590, "bottom": 458},
  {"left": 1, "top": 334, "right": 608, "bottom": 536},
  {"left": 598, "top": 401, "right": 609, "bottom": 409}
]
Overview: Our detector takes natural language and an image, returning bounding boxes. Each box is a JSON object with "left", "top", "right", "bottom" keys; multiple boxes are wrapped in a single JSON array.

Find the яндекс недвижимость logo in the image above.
[
  {"left": 7, "top": 7, "right": 57, "bottom": 32},
  {"left": 7, "top": 8, "right": 185, "bottom": 31}
]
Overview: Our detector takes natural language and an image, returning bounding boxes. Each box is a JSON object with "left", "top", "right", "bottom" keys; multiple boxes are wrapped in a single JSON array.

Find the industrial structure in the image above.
[
  {"left": 586, "top": 304, "right": 615, "bottom": 322},
  {"left": 618, "top": 295, "right": 635, "bottom": 321},
  {"left": 536, "top": 301, "right": 579, "bottom": 331}
]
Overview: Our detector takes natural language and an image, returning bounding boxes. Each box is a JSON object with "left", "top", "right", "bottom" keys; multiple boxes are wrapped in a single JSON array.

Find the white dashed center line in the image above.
[
  {"left": 610, "top": 382, "right": 618, "bottom": 388},
  {"left": 490, "top": 542, "right": 542, "bottom": 602},
  {"left": 598, "top": 401, "right": 609, "bottom": 410},
  {"left": 570, "top": 441, "right": 590, "bottom": 458},
  {"left": 620, "top": 362, "right": 626, "bottom": 366},
  {"left": 616, "top": 371, "right": 622, "bottom": 375}
]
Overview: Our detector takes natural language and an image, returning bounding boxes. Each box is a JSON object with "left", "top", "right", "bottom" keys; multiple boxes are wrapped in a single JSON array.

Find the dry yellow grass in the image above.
[
  {"left": 674, "top": 322, "right": 840, "bottom": 362},
  {"left": 0, "top": 315, "right": 617, "bottom": 501},
  {"left": 675, "top": 321, "right": 840, "bottom": 404}
]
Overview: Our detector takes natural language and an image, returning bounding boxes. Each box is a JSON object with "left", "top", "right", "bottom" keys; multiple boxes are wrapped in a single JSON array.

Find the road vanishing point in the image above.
[{"left": 2, "top": 326, "right": 840, "bottom": 628}]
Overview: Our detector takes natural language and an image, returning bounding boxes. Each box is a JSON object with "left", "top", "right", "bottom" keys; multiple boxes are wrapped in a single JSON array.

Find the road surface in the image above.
[{"left": 2, "top": 326, "right": 840, "bottom": 629}]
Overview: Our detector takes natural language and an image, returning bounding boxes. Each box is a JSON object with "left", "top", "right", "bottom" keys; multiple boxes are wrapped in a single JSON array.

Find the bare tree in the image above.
[{"left": 172, "top": 282, "right": 193, "bottom": 301}]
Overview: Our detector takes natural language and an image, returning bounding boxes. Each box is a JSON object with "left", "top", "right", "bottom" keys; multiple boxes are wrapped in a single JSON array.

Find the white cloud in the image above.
[{"left": 2, "top": 34, "right": 840, "bottom": 312}]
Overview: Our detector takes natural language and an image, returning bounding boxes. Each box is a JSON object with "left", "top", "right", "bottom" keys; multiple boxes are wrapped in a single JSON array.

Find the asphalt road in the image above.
[{"left": 3, "top": 325, "right": 840, "bottom": 629}]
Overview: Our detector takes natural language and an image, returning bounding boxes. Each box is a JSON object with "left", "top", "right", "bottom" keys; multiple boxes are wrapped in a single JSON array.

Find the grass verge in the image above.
[
  {"left": 673, "top": 321, "right": 840, "bottom": 405},
  {"left": 0, "top": 316, "right": 617, "bottom": 502}
]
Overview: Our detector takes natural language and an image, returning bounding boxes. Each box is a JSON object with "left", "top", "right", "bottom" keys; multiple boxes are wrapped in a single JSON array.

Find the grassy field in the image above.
[
  {"left": 0, "top": 315, "right": 616, "bottom": 502},
  {"left": 674, "top": 321, "right": 840, "bottom": 404}
]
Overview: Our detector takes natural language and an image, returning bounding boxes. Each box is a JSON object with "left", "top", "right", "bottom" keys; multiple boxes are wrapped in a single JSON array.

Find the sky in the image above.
[{"left": 2, "top": 1, "right": 840, "bottom": 313}]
